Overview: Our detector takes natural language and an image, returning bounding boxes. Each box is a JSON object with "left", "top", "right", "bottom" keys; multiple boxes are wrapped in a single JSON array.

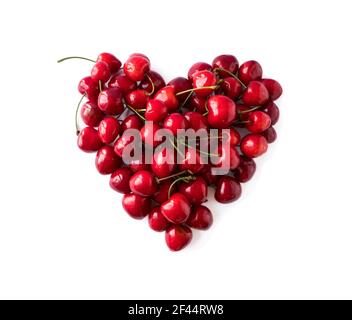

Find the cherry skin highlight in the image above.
[
  {"left": 238, "top": 60, "right": 263, "bottom": 85},
  {"left": 161, "top": 193, "right": 191, "bottom": 224},
  {"left": 184, "top": 111, "right": 209, "bottom": 131},
  {"left": 240, "top": 134, "right": 268, "bottom": 158},
  {"left": 154, "top": 86, "right": 179, "bottom": 112},
  {"left": 122, "top": 193, "right": 151, "bottom": 219},
  {"left": 165, "top": 225, "right": 192, "bottom": 251},
  {"left": 219, "top": 77, "right": 242, "bottom": 100},
  {"left": 192, "top": 70, "right": 217, "bottom": 97},
  {"left": 129, "top": 170, "right": 158, "bottom": 197},
  {"left": 148, "top": 207, "right": 170, "bottom": 232},
  {"left": 215, "top": 176, "right": 242, "bottom": 204},
  {"left": 168, "top": 77, "right": 193, "bottom": 102},
  {"left": 78, "top": 76, "right": 100, "bottom": 101},
  {"left": 121, "top": 114, "right": 144, "bottom": 131},
  {"left": 232, "top": 156, "right": 256, "bottom": 183},
  {"left": 145, "top": 99, "right": 168, "bottom": 122},
  {"left": 110, "top": 167, "right": 133, "bottom": 194},
  {"left": 178, "top": 177, "right": 208, "bottom": 205},
  {"left": 97, "top": 87, "right": 124, "bottom": 115},
  {"left": 207, "top": 95, "right": 237, "bottom": 129},
  {"left": 163, "top": 113, "right": 188, "bottom": 136},
  {"left": 124, "top": 53, "right": 150, "bottom": 81},
  {"left": 125, "top": 89, "right": 149, "bottom": 110},
  {"left": 98, "top": 117, "right": 121, "bottom": 144},
  {"left": 151, "top": 148, "right": 176, "bottom": 178},
  {"left": 95, "top": 145, "right": 121, "bottom": 175},
  {"left": 242, "top": 81, "right": 269, "bottom": 106},
  {"left": 91, "top": 61, "right": 111, "bottom": 83},
  {"left": 212, "top": 54, "right": 239, "bottom": 77},
  {"left": 80, "top": 101, "right": 104, "bottom": 127},
  {"left": 77, "top": 127, "right": 103, "bottom": 152},
  {"left": 246, "top": 111, "right": 272, "bottom": 133},
  {"left": 188, "top": 62, "right": 212, "bottom": 80},
  {"left": 187, "top": 205, "right": 213, "bottom": 230},
  {"left": 108, "top": 71, "right": 136, "bottom": 94},
  {"left": 97, "top": 52, "right": 121, "bottom": 74}
]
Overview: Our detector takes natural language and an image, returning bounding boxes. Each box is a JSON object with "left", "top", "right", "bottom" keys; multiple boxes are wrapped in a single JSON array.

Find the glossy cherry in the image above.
[
  {"left": 97, "top": 52, "right": 121, "bottom": 74},
  {"left": 178, "top": 176, "right": 208, "bottom": 205},
  {"left": 246, "top": 111, "right": 271, "bottom": 133},
  {"left": 163, "top": 113, "right": 188, "bottom": 136},
  {"left": 108, "top": 71, "right": 136, "bottom": 94},
  {"left": 202, "top": 166, "right": 219, "bottom": 185},
  {"left": 121, "top": 114, "right": 144, "bottom": 131},
  {"left": 152, "top": 148, "right": 176, "bottom": 178},
  {"left": 78, "top": 76, "right": 100, "bottom": 101},
  {"left": 124, "top": 53, "right": 150, "bottom": 81},
  {"left": 139, "top": 70, "right": 166, "bottom": 93},
  {"left": 140, "top": 122, "right": 162, "bottom": 147},
  {"left": 188, "top": 62, "right": 212, "bottom": 80},
  {"left": 165, "top": 225, "right": 192, "bottom": 251},
  {"left": 114, "top": 133, "right": 138, "bottom": 158},
  {"left": 184, "top": 111, "right": 208, "bottom": 131},
  {"left": 95, "top": 145, "right": 121, "bottom": 174},
  {"left": 207, "top": 95, "right": 237, "bottom": 129},
  {"left": 242, "top": 81, "right": 269, "bottom": 106},
  {"left": 148, "top": 207, "right": 170, "bottom": 232},
  {"left": 161, "top": 193, "right": 191, "bottom": 224},
  {"left": 122, "top": 193, "right": 151, "bottom": 219},
  {"left": 98, "top": 117, "right": 121, "bottom": 144},
  {"left": 186, "top": 205, "right": 213, "bottom": 230},
  {"left": 215, "top": 176, "right": 242, "bottom": 203},
  {"left": 97, "top": 87, "right": 124, "bottom": 115},
  {"left": 262, "top": 101, "right": 280, "bottom": 125},
  {"left": 109, "top": 167, "right": 133, "bottom": 194},
  {"left": 129, "top": 157, "right": 151, "bottom": 173},
  {"left": 262, "top": 126, "right": 277, "bottom": 143},
  {"left": 179, "top": 149, "right": 205, "bottom": 174},
  {"left": 232, "top": 156, "right": 256, "bottom": 183},
  {"left": 125, "top": 89, "right": 149, "bottom": 109},
  {"left": 212, "top": 54, "right": 239, "bottom": 77},
  {"left": 145, "top": 99, "right": 168, "bottom": 122},
  {"left": 129, "top": 170, "right": 158, "bottom": 197},
  {"left": 238, "top": 60, "right": 263, "bottom": 85},
  {"left": 152, "top": 181, "right": 175, "bottom": 204},
  {"left": 80, "top": 101, "right": 104, "bottom": 127},
  {"left": 261, "top": 78, "right": 283, "bottom": 100},
  {"left": 154, "top": 86, "right": 179, "bottom": 111},
  {"left": 219, "top": 77, "right": 242, "bottom": 100},
  {"left": 240, "top": 134, "right": 268, "bottom": 158},
  {"left": 188, "top": 95, "right": 207, "bottom": 113},
  {"left": 168, "top": 77, "right": 192, "bottom": 102},
  {"left": 192, "top": 70, "right": 217, "bottom": 97},
  {"left": 77, "top": 127, "right": 103, "bottom": 152},
  {"left": 212, "top": 145, "right": 240, "bottom": 170},
  {"left": 91, "top": 61, "right": 111, "bottom": 83}
]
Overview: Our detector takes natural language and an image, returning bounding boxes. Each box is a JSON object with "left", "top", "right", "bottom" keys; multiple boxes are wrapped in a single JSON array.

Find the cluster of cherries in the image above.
[{"left": 59, "top": 52, "right": 282, "bottom": 251}]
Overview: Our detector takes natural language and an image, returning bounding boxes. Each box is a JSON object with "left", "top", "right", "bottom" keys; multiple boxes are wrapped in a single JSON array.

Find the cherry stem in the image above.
[
  {"left": 98, "top": 80, "right": 103, "bottom": 92},
  {"left": 176, "top": 85, "right": 218, "bottom": 96},
  {"left": 179, "top": 90, "right": 194, "bottom": 109},
  {"left": 156, "top": 170, "right": 188, "bottom": 183},
  {"left": 233, "top": 120, "right": 251, "bottom": 125},
  {"left": 146, "top": 74, "right": 155, "bottom": 96},
  {"left": 202, "top": 100, "right": 209, "bottom": 116},
  {"left": 125, "top": 103, "right": 146, "bottom": 121},
  {"left": 238, "top": 105, "right": 262, "bottom": 114},
  {"left": 213, "top": 67, "right": 246, "bottom": 88},
  {"left": 177, "top": 139, "right": 219, "bottom": 157},
  {"left": 57, "top": 56, "right": 96, "bottom": 63},
  {"left": 169, "top": 138, "right": 185, "bottom": 158},
  {"left": 167, "top": 175, "right": 194, "bottom": 199},
  {"left": 75, "top": 93, "right": 86, "bottom": 135}
]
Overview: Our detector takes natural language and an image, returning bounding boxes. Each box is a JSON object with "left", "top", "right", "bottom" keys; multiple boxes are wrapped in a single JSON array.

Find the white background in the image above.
[{"left": 0, "top": 0, "right": 351, "bottom": 300}]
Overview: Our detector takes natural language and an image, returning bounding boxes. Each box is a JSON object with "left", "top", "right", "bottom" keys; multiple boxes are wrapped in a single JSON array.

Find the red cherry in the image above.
[
  {"left": 141, "top": 122, "right": 162, "bottom": 147},
  {"left": 179, "top": 149, "right": 205, "bottom": 174},
  {"left": 207, "top": 95, "right": 237, "bottom": 128},
  {"left": 246, "top": 111, "right": 271, "bottom": 133},
  {"left": 110, "top": 167, "right": 133, "bottom": 193},
  {"left": 145, "top": 99, "right": 168, "bottom": 122},
  {"left": 219, "top": 77, "right": 242, "bottom": 100},
  {"left": 161, "top": 193, "right": 191, "bottom": 224},
  {"left": 154, "top": 86, "right": 179, "bottom": 111},
  {"left": 148, "top": 207, "right": 170, "bottom": 232},
  {"left": 184, "top": 111, "right": 208, "bottom": 131},
  {"left": 232, "top": 156, "right": 256, "bottom": 183},
  {"left": 139, "top": 70, "right": 166, "bottom": 93},
  {"left": 129, "top": 158, "right": 151, "bottom": 173},
  {"left": 98, "top": 117, "right": 120, "bottom": 144},
  {"left": 262, "top": 126, "right": 277, "bottom": 143},
  {"left": 152, "top": 148, "right": 176, "bottom": 178},
  {"left": 188, "top": 95, "right": 207, "bottom": 113},
  {"left": 97, "top": 88, "right": 124, "bottom": 115},
  {"left": 165, "top": 225, "right": 192, "bottom": 251},
  {"left": 91, "top": 61, "right": 111, "bottom": 83},
  {"left": 163, "top": 113, "right": 188, "bottom": 136},
  {"left": 121, "top": 114, "right": 143, "bottom": 131},
  {"left": 122, "top": 193, "right": 151, "bottom": 219},
  {"left": 125, "top": 89, "right": 149, "bottom": 109},
  {"left": 186, "top": 205, "right": 213, "bottom": 230},
  {"left": 202, "top": 166, "right": 219, "bottom": 185},
  {"left": 212, "top": 145, "right": 240, "bottom": 170},
  {"left": 114, "top": 133, "right": 138, "bottom": 157},
  {"left": 215, "top": 176, "right": 242, "bottom": 203},
  {"left": 129, "top": 170, "right": 158, "bottom": 197},
  {"left": 236, "top": 104, "right": 251, "bottom": 126},
  {"left": 80, "top": 101, "right": 104, "bottom": 127},
  {"left": 188, "top": 62, "right": 212, "bottom": 80},
  {"left": 262, "top": 101, "right": 280, "bottom": 125},
  {"left": 238, "top": 60, "right": 263, "bottom": 85},
  {"left": 77, "top": 127, "right": 103, "bottom": 152},
  {"left": 124, "top": 53, "right": 150, "bottom": 81},
  {"left": 212, "top": 54, "right": 239, "bottom": 77},
  {"left": 242, "top": 81, "right": 269, "bottom": 106},
  {"left": 168, "top": 77, "right": 193, "bottom": 103},
  {"left": 192, "top": 70, "right": 217, "bottom": 97},
  {"left": 108, "top": 71, "right": 136, "bottom": 94},
  {"left": 240, "top": 134, "right": 268, "bottom": 158},
  {"left": 152, "top": 181, "right": 175, "bottom": 204},
  {"left": 97, "top": 52, "right": 121, "bottom": 74},
  {"left": 261, "top": 78, "right": 283, "bottom": 100},
  {"left": 227, "top": 127, "right": 241, "bottom": 146},
  {"left": 178, "top": 177, "right": 208, "bottom": 205},
  {"left": 78, "top": 76, "right": 99, "bottom": 101},
  {"left": 95, "top": 146, "right": 121, "bottom": 174}
]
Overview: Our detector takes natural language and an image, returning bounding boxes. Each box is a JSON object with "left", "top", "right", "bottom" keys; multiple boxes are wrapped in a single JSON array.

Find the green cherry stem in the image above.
[
  {"left": 177, "top": 139, "right": 219, "bottom": 157},
  {"left": 169, "top": 138, "right": 185, "bottom": 158},
  {"left": 75, "top": 93, "right": 86, "bottom": 135},
  {"left": 179, "top": 90, "right": 194, "bottom": 109},
  {"left": 124, "top": 103, "right": 146, "bottom": 121},
  {"left": 213, "top": 67, "right": 246, "bottom": 88},
  {"left": 156, "top": 170, "right": 189, "bottom": 184},
  {"left": 146, "top": 74, "right": 155, "bottom": 96},
  {"left": 57, "top": 56, "right": 96, "bottom": 63},
  {"left": 175, "top": 85, "right": 219, "bottom": 96},
  {"left": 238, "top": 105, "right": 262, "bottom": 114},
  {"left": 168, "top": 175, "right": 194, "bottom": 199}
]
